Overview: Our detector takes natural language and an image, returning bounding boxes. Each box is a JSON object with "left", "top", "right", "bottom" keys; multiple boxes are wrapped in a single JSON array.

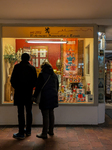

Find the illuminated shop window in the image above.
[{"left": 2, "top": 26, "right": 94, "bottom": 104}]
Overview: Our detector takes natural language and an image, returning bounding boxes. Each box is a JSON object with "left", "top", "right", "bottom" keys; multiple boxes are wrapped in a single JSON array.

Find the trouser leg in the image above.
[
  {"left": 25, "top": 104, "right": 32, "bottom": 132},
  {"left": 41, "top": 109, "right": 49, "bottom": 135},
  {"left": 17, "top": 105, "right": 25, "bottom": 135},
  {"left": 49, "top": 109, "right": 54, "bottom": 133}
]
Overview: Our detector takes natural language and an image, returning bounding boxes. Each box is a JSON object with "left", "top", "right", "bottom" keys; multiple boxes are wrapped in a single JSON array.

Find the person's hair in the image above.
[
  {"left": 41, "top": 61, "right": 52, "bottom": 69},
  {"left": 21, "top": 53, "right": 30, "bottom": 62}
]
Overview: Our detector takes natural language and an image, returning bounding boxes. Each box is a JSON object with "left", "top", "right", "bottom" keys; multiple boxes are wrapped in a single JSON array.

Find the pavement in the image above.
[{"left": 0, "top": 114, "right": 112, "bottom": 150}]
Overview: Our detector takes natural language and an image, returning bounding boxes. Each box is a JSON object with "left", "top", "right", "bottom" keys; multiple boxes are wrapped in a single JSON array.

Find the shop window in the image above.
[
  {"left": 98, "top": 32, "right": 105, "bottom": 103},
  {"left": 2, "top": 26, "right": 94, "bottom": 104}
]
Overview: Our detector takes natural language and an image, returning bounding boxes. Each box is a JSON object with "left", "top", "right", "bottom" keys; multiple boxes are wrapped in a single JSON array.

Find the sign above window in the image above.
[{"left": 2, "top": 26, "right": 93, "bottom": 38}]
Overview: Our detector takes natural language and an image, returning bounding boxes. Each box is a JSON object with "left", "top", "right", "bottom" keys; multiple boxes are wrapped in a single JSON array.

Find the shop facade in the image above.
[{"left": 0, "top": 24, "right": 105, "bottom": 125}]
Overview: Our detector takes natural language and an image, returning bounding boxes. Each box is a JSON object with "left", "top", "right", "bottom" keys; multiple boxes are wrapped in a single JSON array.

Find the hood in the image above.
[{"left": 42, "top": 64, "right": 53, "bottom": 74}]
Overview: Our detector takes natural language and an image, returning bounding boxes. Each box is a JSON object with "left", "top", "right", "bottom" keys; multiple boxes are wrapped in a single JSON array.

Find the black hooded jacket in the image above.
[{"left": 34, "top": 64, "right": 59, "bottom": 109}]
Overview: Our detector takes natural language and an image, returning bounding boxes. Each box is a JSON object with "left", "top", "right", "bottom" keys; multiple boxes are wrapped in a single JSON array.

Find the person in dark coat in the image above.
[
  {"left": 10, "top": 53, "right": 37, "bottom": 139},
  {"left": 33, "top": 61, "right": 59, "bottom": 139}
]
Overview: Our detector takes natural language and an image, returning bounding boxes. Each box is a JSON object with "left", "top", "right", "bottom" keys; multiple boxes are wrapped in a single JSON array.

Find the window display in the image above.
[
  {"left": 98, "top": 32, "right": 105, "bottom": 103},
  {"left": 2, "top": 26, "right": 94, "bottom": 104}
]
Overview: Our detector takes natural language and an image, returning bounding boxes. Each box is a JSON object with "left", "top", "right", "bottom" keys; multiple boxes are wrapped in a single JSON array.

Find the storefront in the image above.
[{"left": 0, "top": 24, "right": 105, "bottom": 125}]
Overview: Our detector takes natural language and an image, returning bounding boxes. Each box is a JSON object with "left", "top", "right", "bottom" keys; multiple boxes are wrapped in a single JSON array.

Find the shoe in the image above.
[
  {"left": 13, "top": 133, "right": 25, "bottom": 140},
  {"left": 47, "top": 131, "right": 54, "bottom": 136},
  {"left": 24, "top": 129, "right": 31, "bottom": 136},
  {"left": 36, "top": 133, "right": 47, "bottom": 139}
]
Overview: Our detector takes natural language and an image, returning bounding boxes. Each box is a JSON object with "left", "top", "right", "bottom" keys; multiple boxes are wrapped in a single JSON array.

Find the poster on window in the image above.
[
  {"left": 63, "top": 39, "right": 78, "bottom": 77},
  {"left": 98, "top": 78, "right": 104, "bottom": 89},
  {"left": 99, "top": 67, "right": 104, "bottom": 78},
  {"left": 36, "top": 59, "right": 38, "bottom": 67},
  {"left": 32, "top": 58, "right": 36, "bottom": 67},
  {"left": 40, "top": 49, "right": 46, "bottom": 57},
  {"left": 32, "top": 49, "right": 38, "bottom": 57},
  {"left": 23, "top": 47, "right": 31, "bottom": 55},
  {"left": 98, "top": 89, "right": 104, "bottom": 103},
  {"left": 40, "top": 59, "right": 46, "bottom": 66},
  {"left": 98, "top": 56, "right": 104, "bottom": 67},
  {"left": 98, "top": 33, "right": 105, "bottom": 103}
]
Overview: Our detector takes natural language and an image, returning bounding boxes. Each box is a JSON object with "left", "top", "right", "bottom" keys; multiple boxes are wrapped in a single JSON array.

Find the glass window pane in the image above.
[{"left": 2, "top": 26, "right": 94, "bottom": 104}]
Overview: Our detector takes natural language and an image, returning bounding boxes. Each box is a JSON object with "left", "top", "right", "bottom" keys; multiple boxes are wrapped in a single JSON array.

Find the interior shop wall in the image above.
[
  {"left": 16, "top": 39, "right": 61, "bottom": 69},
  {"left": 3, "top": 38, "right": 15, "bottom": 103},
  {"left": 84, "top": 38, "right": 93, "bottom": 94}
]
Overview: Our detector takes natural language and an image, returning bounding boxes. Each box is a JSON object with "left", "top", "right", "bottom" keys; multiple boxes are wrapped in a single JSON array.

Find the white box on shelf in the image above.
[
  {"left": 88, "top": 94, "right": 93, "bottom": 102},
  {"left": 77, "top": 89, "right": 85, "bottom": 94},
  {"left": 85, "top": 95, "right": 88, "bottom": 102}
]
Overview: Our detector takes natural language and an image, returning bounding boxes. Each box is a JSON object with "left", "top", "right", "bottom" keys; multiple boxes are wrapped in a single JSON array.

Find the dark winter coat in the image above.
[
  {"left": 33, "top": 64, "right": 59, "bottom": 110},
  {"left": 10, "top": 61, "right": 37, "bottom": 105}
]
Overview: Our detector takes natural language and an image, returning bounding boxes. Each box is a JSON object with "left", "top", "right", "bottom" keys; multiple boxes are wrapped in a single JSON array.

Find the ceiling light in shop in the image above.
[{"left": 26, "top": 40, "right": 68, "bottom": 44}]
